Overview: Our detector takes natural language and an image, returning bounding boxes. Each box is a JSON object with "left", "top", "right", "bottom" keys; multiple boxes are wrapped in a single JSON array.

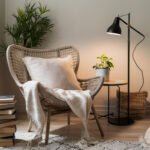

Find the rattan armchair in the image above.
[{"left": 6, "top": 44, "right": 104, "bottom": 144}]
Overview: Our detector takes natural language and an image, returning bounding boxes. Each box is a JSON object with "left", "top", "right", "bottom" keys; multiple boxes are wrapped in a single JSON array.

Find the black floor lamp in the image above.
[{"left": 107, "top": 13, "right": 145, "bottom": 125}]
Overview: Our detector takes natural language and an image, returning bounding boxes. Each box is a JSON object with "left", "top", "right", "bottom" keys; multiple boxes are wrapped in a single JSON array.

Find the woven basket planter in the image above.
[{"left": 117, "top": 91, "right": 148, "bottom": 119}]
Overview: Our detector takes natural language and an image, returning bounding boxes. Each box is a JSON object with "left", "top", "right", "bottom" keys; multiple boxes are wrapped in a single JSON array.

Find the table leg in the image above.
[
  {"left": 108, "top": 86, "right": 110, "bottom": 122},
  {"left": 117, "top": 86, "right": 121, "bottom": 124},
  {"left": 90, "top": 85, "right": 113, "bottom": 120}
]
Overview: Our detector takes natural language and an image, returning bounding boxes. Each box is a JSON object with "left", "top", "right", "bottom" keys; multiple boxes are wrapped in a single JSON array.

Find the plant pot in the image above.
[{"left": 96, "top": 68, "right": 110, "bottom": 81}]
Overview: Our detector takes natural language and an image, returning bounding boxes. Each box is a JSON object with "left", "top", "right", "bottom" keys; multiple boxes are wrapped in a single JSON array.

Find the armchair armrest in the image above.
[{"left": 78, "top": 76, "right": 104, "bottom": 98}]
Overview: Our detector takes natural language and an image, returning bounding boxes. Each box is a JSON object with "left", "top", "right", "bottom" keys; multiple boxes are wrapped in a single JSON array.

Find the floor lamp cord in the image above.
[{"left": 132, "top": 36, "right": 145, "bottom": 92}]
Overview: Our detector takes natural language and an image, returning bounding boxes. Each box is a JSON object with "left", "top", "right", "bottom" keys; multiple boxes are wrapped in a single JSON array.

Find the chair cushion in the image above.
[{"left": 23, "top": 55, "right": 81, "bottom": 90}]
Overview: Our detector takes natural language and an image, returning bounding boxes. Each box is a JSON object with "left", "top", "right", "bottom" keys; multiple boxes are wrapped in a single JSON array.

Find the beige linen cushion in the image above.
[{"left": 23, "top": 55, "right": 81, "bottom": 90}]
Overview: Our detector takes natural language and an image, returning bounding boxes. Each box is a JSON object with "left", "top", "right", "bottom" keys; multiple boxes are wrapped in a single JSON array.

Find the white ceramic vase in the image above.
[{"left": 96, "top": 68, "right": 110, "bottom": 82}]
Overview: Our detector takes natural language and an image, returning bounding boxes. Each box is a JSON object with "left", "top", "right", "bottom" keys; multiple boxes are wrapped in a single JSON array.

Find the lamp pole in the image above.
[
  {"left": 119, "top": 13, "right": 131, "bottom": 123},
  {"left": 119, "top": 13, "right": 145, "bottom": 124},
  {"left": 127, "top": 13, "right": 130, "bottom": 123}
]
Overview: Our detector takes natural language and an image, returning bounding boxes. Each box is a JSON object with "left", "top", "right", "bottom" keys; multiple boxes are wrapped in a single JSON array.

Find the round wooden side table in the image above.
[{"left": 103, "top": 80, "right": 134, "bottom": 126}]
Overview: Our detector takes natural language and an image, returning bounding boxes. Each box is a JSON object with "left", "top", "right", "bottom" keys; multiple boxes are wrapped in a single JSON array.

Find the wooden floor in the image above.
[{"left": 17, "top": 113, "right": 150, "bottom": 141}]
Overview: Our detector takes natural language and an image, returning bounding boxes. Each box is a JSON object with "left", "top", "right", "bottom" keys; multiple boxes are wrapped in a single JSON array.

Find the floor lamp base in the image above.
[{"left": 108, "top": 117, "right": 134, "bottom": 126}]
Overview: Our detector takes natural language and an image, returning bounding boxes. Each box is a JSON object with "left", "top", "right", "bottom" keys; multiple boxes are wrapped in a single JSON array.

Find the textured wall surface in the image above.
[
  {"left": 2, "top": 0, "right": 150, "bottom": 114},
  {"left": 0, "top": 0, "right": 6, "bottom": 94}
]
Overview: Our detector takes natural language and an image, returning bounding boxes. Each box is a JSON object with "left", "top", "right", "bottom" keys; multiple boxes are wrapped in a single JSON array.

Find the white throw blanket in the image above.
[{"left": 22, "top": 81, "right": 92, "bottom": 144}]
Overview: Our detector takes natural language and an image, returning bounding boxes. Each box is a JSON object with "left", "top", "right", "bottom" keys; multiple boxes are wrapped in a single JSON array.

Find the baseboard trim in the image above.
[
  {"left": 94, "top": 104, "right": 150, "bottom": 115},
  {"left": 17, "top": 104, "right": 150, "bottom": 118}
]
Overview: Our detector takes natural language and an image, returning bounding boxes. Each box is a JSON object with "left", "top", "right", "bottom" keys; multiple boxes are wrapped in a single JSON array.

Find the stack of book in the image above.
[{"left": 0, "top": 95, "right": 17, "bottom": 147}]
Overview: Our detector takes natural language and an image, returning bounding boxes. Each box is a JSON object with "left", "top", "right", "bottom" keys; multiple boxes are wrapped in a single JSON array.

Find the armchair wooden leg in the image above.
[
  {"left": 27, "top": 118, "right": 32, "bottom": 132},
  {"left": 67, "top": 112, "right": 70, "bottom": 126},
  {"left": 91, "top": 105, "right": 104, "bottom": 137},
  {"left": 45, "top": 109, "right": 51, "bottom": 145}
]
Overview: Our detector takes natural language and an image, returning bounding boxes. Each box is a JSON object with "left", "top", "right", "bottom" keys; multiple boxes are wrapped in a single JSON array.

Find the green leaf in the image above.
[
  {"left": 5, "top": 1, "right": 54, "bottom": 48},
  {"left": 93, "top": 54, "right": 114, "bottom": 70}
]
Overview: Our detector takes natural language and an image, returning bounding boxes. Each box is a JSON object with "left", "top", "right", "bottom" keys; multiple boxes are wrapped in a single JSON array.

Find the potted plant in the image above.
[
  {"left": 93, "top": 54, "right": 114, "bottom": 81},
  {"left": 4, "top": 1, "right": 54, "bottom": 48}
]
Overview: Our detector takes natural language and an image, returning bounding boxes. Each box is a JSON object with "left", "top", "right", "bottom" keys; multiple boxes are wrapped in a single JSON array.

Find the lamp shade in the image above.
[{"left": 107, "top": 17, "right": 121, "bottom": 35}]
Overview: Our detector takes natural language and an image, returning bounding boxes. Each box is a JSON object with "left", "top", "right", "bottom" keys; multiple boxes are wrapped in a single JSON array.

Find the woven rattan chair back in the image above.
[{"left": 7, "top": 44, "right": 80, "bottom": 87}]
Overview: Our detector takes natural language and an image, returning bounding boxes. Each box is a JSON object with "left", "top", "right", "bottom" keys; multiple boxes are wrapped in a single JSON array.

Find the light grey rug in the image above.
[{"left": 1, "top": 132, "right": 150, "bottom": 150}]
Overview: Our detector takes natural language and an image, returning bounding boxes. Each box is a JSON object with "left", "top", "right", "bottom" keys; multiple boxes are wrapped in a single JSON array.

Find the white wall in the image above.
[
  {"left": 4, "top": 0, "right": 150, "bottom": 114},
  {"left": 0, "top": 0, "right": 5, "bottom": 36}
]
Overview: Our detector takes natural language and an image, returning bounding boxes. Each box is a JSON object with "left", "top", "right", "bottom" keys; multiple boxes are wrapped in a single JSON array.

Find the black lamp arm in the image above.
[{"left": 119, "top": 17, "right": 145, "bottom": 38}]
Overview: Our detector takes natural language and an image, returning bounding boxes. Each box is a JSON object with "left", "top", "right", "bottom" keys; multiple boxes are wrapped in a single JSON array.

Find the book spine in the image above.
[{"left": 0, "top": 96, "right": 16, "bottom": 146}]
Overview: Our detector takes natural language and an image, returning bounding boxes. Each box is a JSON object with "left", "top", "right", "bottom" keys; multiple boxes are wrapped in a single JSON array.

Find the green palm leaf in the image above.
[{"left": 5, "top": 1, "right": 54, "bottom": 48}]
